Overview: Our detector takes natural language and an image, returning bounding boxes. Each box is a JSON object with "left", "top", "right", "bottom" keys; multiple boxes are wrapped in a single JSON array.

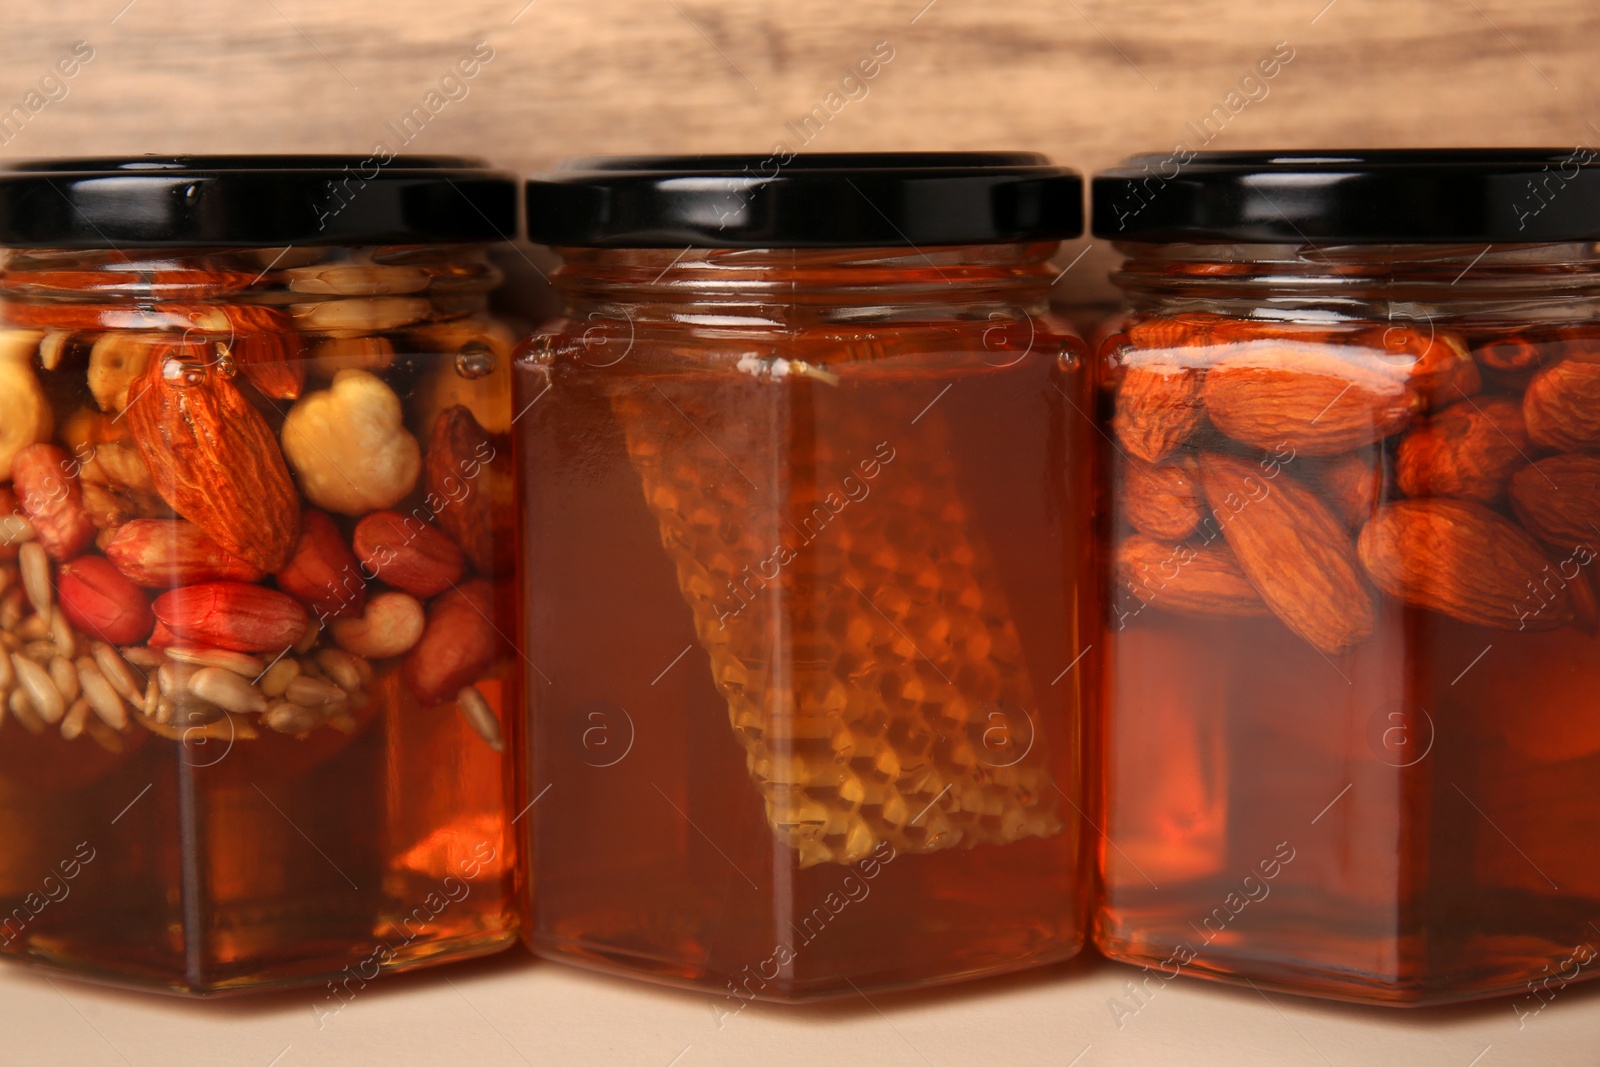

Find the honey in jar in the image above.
[
  {"left": 0, "top": 156, "right": 522, "bottom": 995},
  {"left": 518, "top": 153, "right": 1093, "bottom": 1001},
  {"left": 1093, "top": 149, "right": 1600, "bottom": 1006}
]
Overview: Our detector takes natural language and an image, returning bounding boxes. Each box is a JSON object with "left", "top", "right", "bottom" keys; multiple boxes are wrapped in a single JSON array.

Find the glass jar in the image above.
[
  {"left": 1092, "top": 149, "right": 1600, "bottom": 1007},
  {"left": 518, "top": 153, "right": 1092, "bottom": 1001},
  {"left": 0, "top": 156, "right": 522, "bottom": 995}
]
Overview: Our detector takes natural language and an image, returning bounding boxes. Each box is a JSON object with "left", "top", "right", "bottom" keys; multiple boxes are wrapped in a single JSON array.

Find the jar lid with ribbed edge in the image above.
[
  {"left": 1092, "top": 149, "right": 1600, "bottom": 243},
  {"left": 0, "top": 155, "right": 518, "bottom": 247},
  {"left": 523, "top": 152, "right": 1083, "bottom": 249}
]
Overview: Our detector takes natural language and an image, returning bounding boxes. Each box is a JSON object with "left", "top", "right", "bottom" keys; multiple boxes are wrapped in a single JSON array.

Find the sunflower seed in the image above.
[
  {"left": 294, "top": 622, "right": 321, "bottom": 655},
  {"left": 258, "top": 657, "right": 300, "bottom": 698},
  {"left": 77, "top": 659, "right": 128, "bottom": 731},
  {"left": 165, "top": 645, "right": 265, "bottom": 678},
  {"left": 49, "top": 656, "right": 80, "bottom": 705},
  {"left": 16, "top": 615, "right": 50, "bottom": 641},
  {"left": 82, "top": 714, "right": 125, "bottom": 753},
  {"left": 0, "top": 587, "right": 24, "bottom": 630},
  {"left": 50, "top": 612, "right": 77, "bottom": 660},
  {"left": 93, "top": 643, "right": 147, "bottom": 708},
  {"left": 285, "top": 675, "right": 347, "bottom": 708},
  {"left": 263, "top": 701, "right": 323, "bottom": 735},
  {"left": 457, "top": 686, "right": 504, "bottom": 753},
  {"left": 12, "top": 653, "right": 63, "bottom": 724},
  {"left": 188, "top": 667, "right": 266, "bottom": 715},
  {"left": 158, "top": 661, "right": 200, "bottom": 696},
  {"left": 18, "top": 543, "right": 51, "bottom": 625},
  {"left": 10, "top": 689, "right": 45, "bottom": 734},
  {"left": 317, "top": 648, "right": 363, "bottom": 693},
  {"left": 120, "top": 646, "right": 165, "bottom": 669},
  {"left": 60, "top": 698, "right": 90, "bottom": 740}
]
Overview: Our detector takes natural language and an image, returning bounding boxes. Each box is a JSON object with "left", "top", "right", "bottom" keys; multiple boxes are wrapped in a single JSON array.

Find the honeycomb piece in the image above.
[{"left": 612, "top": 368, "right": 1061, "bottom": 867}]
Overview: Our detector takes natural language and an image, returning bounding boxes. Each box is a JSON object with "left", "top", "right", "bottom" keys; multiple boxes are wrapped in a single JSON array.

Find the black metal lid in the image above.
[
  {"left": 1093, "top": 149, "right": 1600, "bottom": 243},
  {"left": 524, "top": 152, "right": 1083, "bottom": 248},
  {"left": 0, "top": 155, "right": 517, "bottom": 247}
]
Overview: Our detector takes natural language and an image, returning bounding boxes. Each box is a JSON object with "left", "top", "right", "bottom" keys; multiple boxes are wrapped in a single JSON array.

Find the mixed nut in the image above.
[
  {"left": 1108, "top": 314, "right": 1600, "bottom": 653},
  {"left": 0, "top": 248, "right": 516, "bottom": 754}
]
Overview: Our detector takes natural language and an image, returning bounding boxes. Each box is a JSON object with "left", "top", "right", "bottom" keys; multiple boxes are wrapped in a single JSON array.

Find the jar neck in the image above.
[
  {"left": 0, "top": 244, "right": 501, "bottom": 314},
  {"left": 1112, "top": 241, "right": 1600, "bottom": 326},
  {"left": 551, "top": 242, "right": 1061, "bottom": 329}
]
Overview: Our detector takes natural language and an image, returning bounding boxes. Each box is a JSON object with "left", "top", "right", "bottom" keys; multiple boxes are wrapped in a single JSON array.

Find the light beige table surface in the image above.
[{"left": 1, "top": 949, "right": 1596, "bottom": 1067}]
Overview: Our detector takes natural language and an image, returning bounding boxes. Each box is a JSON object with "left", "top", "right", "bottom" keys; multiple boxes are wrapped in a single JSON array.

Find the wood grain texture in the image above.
[{"left": 0, "top": 0, "right": 1596, "bottom": 308}]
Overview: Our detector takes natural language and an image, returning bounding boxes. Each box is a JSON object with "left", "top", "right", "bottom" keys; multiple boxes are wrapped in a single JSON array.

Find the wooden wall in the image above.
[{"left": 3, "top": 0, "right": 1597, "bottom": 308}]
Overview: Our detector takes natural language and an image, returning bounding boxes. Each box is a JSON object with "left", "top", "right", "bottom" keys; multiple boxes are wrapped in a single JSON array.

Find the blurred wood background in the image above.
[{"left": 2, "top": 0, "right": 1597, "bottom": 309}]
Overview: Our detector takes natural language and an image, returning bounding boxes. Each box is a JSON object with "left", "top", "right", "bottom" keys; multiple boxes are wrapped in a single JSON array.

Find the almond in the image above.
[
  {"left": 1197, "top": 453, "right": 1376, "bottom": 654},
  {"left": 274, "top": 509, "right": 366, "bottom": 622},
  {"left": 1201, "top": 345, "right": 1421, "bottom": 456},
  {"left": 1305, "top": 450, "right": 1388, "bottom": 528},
  {"left": 1510, "top": 454, "right": 1600, "bottom": 550},
  {"left": 426, "top": 406, "right": 514, "bottom": 576},
  {"left": 1123, "top": 312, "right": 1234, "bottom": 349},
  {"left": 1120, "top": 454, "right": 1205, "bottom": 541},
  {"left": 403, "top": 579, "right": 501, "bottom": 706},
  {"left": 216, "top": 304, "right": 305, "bottom": 400},
  {"left": 1116, "top": 533, "right": 1267, "bottom": 619},
  {"left": 1358, "top": 499, "right": 1580, "bottom": 631},
  {"left": 104, "top": 518, "right": 266, "bottom": 587},
  {"left": 1524, "top": 358, "right": 1600, "bottom": 451},
  {"left": 124, "top": 344, "right": 301, "bottom": 571},
  {"left": 1356, "top": 326, "right": 1480, "bottom": 408},
  {"left": 1396, "top": 396, "right": 1529, "bottom": 505},
  {"left": 1477, "top": 325, "right": 1600, "bottom": 389},
  {"left": 353, "top": 511, "right": 466, "bottom": 598},
  {"left": 1112, "top": 364, "right": 1204, "bottom": 464},
  {"left": 57, "top": 556, "right": 155, "bottom": 645},
  {"left": 12, "top": 443, "right": 96, "bottom": 561},
  {"left": 153, "top": 581, "right": 309, "bottom": 653},
  {"left": 1474, "top": 335, "right": 1545, "bottom": 372}
]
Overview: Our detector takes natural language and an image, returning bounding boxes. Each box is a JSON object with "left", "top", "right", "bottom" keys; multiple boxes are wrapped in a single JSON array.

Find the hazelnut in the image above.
[{"left": 281, "top": 370, "right": 421, "bottom": 516}]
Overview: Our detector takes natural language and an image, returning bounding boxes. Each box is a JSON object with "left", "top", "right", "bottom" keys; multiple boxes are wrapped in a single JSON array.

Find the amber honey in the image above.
[
  {"left": 0, "top": 666, "right": 516, "bottom": 994},
  {"left": 518, "top": 242, "right": 1093, "bottom": 1001}
]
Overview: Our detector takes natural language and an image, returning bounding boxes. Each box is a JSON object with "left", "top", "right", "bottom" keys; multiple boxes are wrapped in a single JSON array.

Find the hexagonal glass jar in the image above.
[
  {"left": 0, "top": 156, "right": 522, "bottom": 995},
  {"left": 1093, "top": 149, "right": 1600, "bottom": 1007},
  {"left": 517, "top": 153, "right": 1094, "bottom": 1002}
]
